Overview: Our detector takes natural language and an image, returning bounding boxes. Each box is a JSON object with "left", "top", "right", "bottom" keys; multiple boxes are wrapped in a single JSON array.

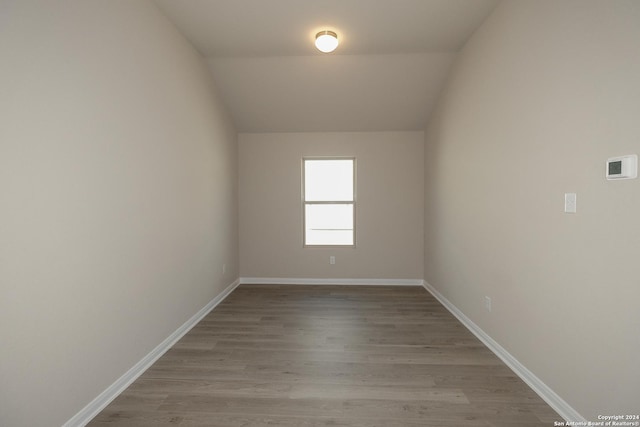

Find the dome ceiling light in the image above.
[{"left": 315, "top": 30, "right": 339, "bottom": 53}]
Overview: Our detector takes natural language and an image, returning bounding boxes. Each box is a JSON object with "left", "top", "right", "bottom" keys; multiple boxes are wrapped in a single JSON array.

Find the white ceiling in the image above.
[{"left": 154, "top": 0, "right": 500, "bottom": 132}]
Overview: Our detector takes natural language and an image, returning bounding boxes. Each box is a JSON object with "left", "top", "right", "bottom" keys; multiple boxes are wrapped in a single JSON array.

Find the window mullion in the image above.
[{"left": 305, "top": 201, "right": 354, "bottom": 205}]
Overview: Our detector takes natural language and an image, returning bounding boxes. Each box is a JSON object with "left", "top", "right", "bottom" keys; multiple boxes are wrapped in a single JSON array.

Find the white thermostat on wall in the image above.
[{"left": 606, "top": 154, "right": 637, "bottom": 180}]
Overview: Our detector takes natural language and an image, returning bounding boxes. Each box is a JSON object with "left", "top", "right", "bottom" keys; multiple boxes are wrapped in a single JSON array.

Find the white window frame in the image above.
[{"left": 302, "top": 157, "right": 356, "bottom": 248}]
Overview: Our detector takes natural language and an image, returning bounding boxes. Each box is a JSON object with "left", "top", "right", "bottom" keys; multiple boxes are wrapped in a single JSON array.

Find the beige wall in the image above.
[
  {"left": 0, "top": 1, "right": 238, "bottom": 426},
  {"left": 424, "top": 0, "right": 640, "bottom": 420},
  {"left": 239, "top": 132, "right": 424, "bottom": 280}
]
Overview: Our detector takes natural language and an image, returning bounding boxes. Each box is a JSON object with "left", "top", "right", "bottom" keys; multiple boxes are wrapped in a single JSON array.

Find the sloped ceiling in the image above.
[{"left": 154, "top": 0, "right": 500, "bottom": 132}]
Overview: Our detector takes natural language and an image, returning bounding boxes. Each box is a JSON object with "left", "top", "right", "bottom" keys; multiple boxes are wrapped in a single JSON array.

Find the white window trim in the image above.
[{"left": 302, "top": 157, "right": 356, "bottom": 248}]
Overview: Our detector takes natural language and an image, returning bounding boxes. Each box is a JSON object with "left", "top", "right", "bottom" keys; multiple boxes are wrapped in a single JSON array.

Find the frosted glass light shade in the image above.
[{"left": 315, "top": 30, "right": 339, "bottom": 53}]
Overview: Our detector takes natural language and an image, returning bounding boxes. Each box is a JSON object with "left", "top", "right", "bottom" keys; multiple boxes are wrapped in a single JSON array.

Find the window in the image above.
[{"left": 303, "top": 158, "right": 355, "bottom": 247}]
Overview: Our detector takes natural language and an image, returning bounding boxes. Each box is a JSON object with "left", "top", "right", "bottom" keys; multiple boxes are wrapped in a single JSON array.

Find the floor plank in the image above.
[{"left": 88, "top": 285, "right": 560, "bottom": 426}]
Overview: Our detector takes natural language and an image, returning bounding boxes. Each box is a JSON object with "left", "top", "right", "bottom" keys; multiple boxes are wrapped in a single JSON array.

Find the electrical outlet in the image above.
[
  {"left": 485, "top": 296, "right": 492, "bottom": 312},
  {"left": 329, "top": 256, "right": 335, "bottom": 265}
]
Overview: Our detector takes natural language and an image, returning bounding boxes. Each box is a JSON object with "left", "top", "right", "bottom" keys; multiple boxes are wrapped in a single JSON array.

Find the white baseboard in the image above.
[
  {"left": 239, "top": 277, "right": 423, "bottom": 286},
  {"left": 63, "top": 279, "right": 240, "bottom": 427},
  {"left": 422, "top": 280, "right": 585, "bottom": 423}
]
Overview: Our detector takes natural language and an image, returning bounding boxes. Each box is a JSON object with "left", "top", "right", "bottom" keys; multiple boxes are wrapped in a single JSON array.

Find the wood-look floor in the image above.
[{"left": 88, "top": 285, "right": 560, "bottom": 426}]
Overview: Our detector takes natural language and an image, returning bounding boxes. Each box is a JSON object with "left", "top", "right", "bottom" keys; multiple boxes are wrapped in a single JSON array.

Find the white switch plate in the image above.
[
  {"left": 329, "top": 256, "right": 335, "bottom": 265},
  {"left": 564, "top": 193, "right": 577, "bottom": 213},
  {"left": 485, "top": 296, "right": 492, "bottom": 312}
]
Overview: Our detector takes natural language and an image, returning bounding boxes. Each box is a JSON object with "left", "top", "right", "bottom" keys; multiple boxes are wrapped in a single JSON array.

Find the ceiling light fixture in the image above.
[{"left": 315, "top": 30, "right": 339, "bottom": 53}]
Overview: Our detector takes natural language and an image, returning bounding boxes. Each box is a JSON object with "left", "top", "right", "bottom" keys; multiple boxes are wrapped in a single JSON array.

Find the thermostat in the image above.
[{"left": 606, "top": 154, "right": 637, "bottom": 180}]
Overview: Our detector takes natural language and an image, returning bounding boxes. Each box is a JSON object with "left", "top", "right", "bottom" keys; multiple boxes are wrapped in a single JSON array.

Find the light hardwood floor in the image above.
[{"left": 88, "top": 285, "right": 560, "bottom": 426}]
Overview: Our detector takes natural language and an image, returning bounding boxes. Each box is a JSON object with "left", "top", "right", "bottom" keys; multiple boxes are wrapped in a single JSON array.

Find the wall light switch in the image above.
[
  {"left": 329, "top": 256, "right": 335, "bottom": 265},
  {"left": 564, "top": 193, "right": 577, "bottom": 213}
]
